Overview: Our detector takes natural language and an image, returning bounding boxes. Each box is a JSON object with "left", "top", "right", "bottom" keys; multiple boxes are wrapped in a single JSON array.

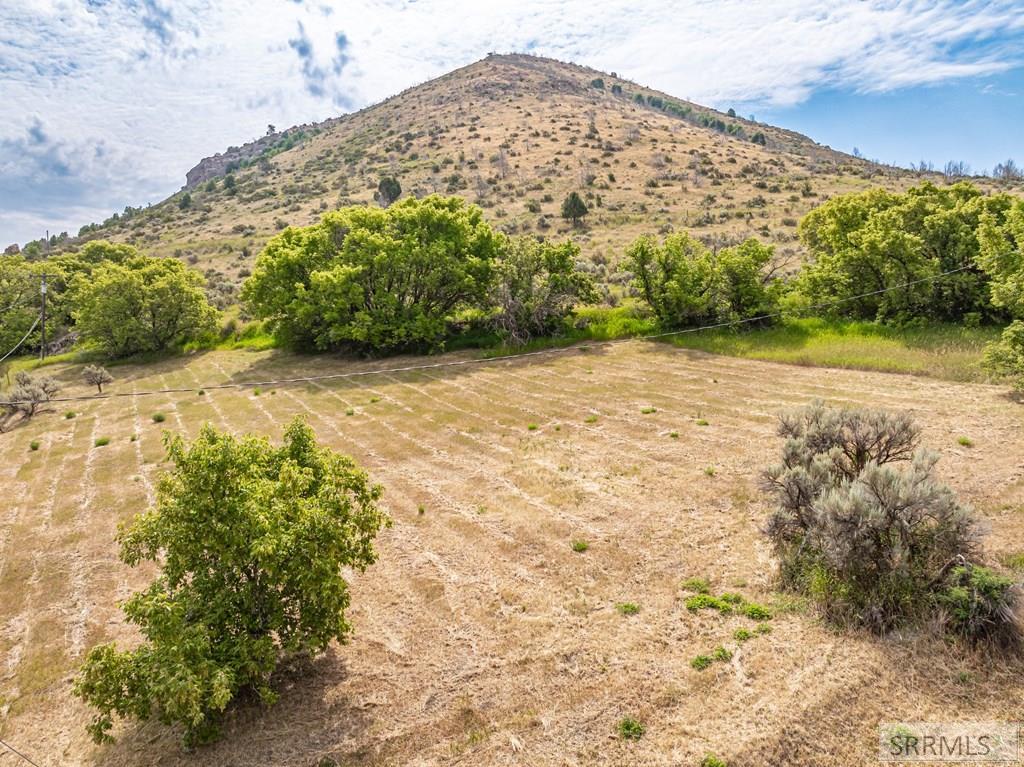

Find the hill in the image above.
[{"left": 63, "top": 53, "right": 1003, "bottom": 289}]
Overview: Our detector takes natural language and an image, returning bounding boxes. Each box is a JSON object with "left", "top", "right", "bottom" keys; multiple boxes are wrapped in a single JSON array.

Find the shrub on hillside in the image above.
[
  {"left": 0, "top": 371, "right": 60, "bottom": 430},
  {"left": 625, "top": 232, "right": 780, "bottom": 327},
  {"left": 72, "top": 255, "right": 219, "bottom": 357},
  {"left": 83, "top": 364, "right": 114, "bottom": 393},
  {"left": 762, "top": 402, "right": 1019, "bottom": 642},
  {"left": 241, "top": 195, "right": 503, "bottom": 353},
  {"left": 491, "top": 238, "right": 598, "bottom": 344},
  {"left": 73, "top": 418, "right": 389, "bottom": 744}
]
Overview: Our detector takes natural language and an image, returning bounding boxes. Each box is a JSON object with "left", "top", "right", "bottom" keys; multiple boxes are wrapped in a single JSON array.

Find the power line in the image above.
[
  {"left": 0, "top": 738, "right": 43, "bottom": 767},
  {"left": 0, "top": 265, "right": 970, "bottom": 406},
  {"left": 0, "top": 313, "right": 42, "bottom": 365}
]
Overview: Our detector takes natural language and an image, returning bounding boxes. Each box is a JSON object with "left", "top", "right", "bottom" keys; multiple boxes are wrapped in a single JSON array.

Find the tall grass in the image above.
[{"left": 665, "top": 318, "right": 999, "bottom": 382}]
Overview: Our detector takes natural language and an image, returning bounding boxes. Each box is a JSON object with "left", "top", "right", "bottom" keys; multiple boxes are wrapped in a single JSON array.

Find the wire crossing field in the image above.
[{"left": 1, "top": 342, "right": 1023, "bottom": 766}]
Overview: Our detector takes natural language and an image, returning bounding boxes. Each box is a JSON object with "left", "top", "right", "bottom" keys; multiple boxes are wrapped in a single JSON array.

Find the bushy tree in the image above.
[
  {"left": 1, "top": 371, "right": 59, "bottom": 430},
  {"left": 83, "top": 364, "right": 113, "bottom": 393},
  {"left": 977, "top": 198, "right": 1024, "bottom": 317},
  {"left": 561, "top": 192, "right": 588, "bottom": 226},
  {"left": 491, "top": 238, "right": 598, "bottom": 344},
  {"left": 625, "top": 233, "right": 779, "bottom": 327},
  {"left": 375, "top": 176, "right": 402, "bottom": 207},
  {"left": 72, "top": 255, "right": 219, "bottom": 357},
  {"left": 793, "top": 182, "right": 1014, "bottom": 323},
  {"left": 982, "top": 320, "right": 1024, "bottom": 389},
  {"left": 242, "top": 195, "right": 503, "bottom": 352},
  {"left": 762, "top": 402, "right": 1018, "bottom": 641},
  {"left": 73, "top": 418, "right": 389, "bottom": 744}
]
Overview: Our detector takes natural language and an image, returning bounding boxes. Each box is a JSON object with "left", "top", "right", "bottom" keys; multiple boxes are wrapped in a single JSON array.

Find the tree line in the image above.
[{"left": 3, "top": 182, "right": 1023, "bottom": 386}]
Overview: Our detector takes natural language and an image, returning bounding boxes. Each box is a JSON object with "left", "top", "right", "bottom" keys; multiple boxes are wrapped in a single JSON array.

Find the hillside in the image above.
[{"left": 66, "top": 53, "right": 1000, "bottom": 288}]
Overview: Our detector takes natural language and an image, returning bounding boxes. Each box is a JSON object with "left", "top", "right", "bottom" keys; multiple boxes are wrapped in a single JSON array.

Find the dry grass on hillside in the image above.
[
  {"left": 74, "top": 54, "right": 1016, "bottom": 289},
  {"left": 1, "top": 343, "right": 1023, "bottom": 766}
]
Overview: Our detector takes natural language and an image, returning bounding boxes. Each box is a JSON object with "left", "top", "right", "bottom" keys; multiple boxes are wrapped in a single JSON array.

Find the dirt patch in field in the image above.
[{"left": 2, "top": 341, "right": 1023, "bottom": 767}]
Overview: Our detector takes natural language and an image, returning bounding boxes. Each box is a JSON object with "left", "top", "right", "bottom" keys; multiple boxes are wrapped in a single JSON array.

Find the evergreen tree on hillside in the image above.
[{"left": 561, "top": 192, "right": 588, "bottom": 226}]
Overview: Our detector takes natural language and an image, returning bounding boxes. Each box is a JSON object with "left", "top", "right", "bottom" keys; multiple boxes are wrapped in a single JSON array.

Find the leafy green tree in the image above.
[
  {"left": 178, "top": 192, "right": 192, "bottom": 210},
  {"left": 73, "top": 418, "right": 388, "bottom": 744},
  {"left": 794, "top": 182, "right": 1013, "bottom": 323},
  {"left": 491, "top": 238, "right": 598, "bottom": 344},
  {"left": 560, "top": 192, "right": 589, "bottom": 226},
  {"left": 72, "top": 256, "right": 219, "bottom": 357},
  {"left": 242, "top": 195, "right": 502, "bottom": 352},
  {"left": 983, "top": 321, "right": 1024, "bottom": 389},
  {"left": 375, "top": 176, "right": 402, "bottom": 207},
  {"left": 977, "top": 198, "right": 1024, "bottom": 317},
  {"left": 625, "top": 233, "right": 779, "bottom": 327}
]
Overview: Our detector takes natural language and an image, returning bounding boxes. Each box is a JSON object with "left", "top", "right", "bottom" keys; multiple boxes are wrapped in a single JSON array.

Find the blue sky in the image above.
[{"left": 1, "top": 0, "right": 1022, "bottom": 246}]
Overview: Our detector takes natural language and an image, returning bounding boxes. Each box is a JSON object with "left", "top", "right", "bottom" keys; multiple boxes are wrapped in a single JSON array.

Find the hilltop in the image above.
[{"left": 62, "top": 54, "right": 993, "bottom": 288}]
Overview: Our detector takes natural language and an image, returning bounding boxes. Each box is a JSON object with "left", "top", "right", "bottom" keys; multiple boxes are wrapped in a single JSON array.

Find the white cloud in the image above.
[{"left": 1, "top": 0, "right": 1021, "bottom": 244}]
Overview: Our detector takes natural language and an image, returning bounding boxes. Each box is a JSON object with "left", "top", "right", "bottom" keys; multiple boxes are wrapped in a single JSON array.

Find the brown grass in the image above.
[{"left": 1, "top": 343, "right": 1023, "bottom": 766}]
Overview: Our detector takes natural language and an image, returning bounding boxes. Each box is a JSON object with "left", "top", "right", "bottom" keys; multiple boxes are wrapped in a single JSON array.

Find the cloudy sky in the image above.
[{"left": 2, "top": 0, "right": 1022, "bottom": 246}]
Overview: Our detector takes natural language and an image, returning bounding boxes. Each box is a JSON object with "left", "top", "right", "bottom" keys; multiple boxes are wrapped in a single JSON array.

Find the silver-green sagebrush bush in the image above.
[
  {"left": 762, "top": 401, "right": 1019, "bottom": 644},
  {"left": 73, "top": 418, "right": 389, "bottom": 745}
]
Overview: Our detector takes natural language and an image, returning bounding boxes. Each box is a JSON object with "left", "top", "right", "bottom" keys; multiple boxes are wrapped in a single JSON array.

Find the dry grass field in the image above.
[{"left": 2, "top": 342, "right": 1023, "bottom": 766}]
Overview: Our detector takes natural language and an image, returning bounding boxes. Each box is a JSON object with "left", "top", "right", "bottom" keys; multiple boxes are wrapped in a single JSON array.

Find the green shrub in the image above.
[
  {"left": 763, "top": 402, "right": 1016, "bottom": 641},
  {"left": 685, "top": 594, "right": 731, "bottom": 614},
  {"left": 681, "top": 577, "right": 710, "bottom": 594},
  {"left": 616, "top": 602, "right": 640, "bottom": 616},
  {"left": 625, "top": 233, "right": 780, "bottom": 327},
  {"left": 741, "top": 603, "right": 772, "bottom": 621},
  {"left": 711, "top": 645, "right": 732, "bottom": 662},
  {"left": 733, "top": 628, "right": 753, "bottom": 642},
  {"left": 617, "top": 716, "right": 645, "bottom": 740},
  {"left": 94, "top": 437, "right": 110, "bottom": 447},
  {"left": 571, "top": 539, "right": 589, "bottom": 553},
  {"left": 690, "top": 654, "right": 713, "bottom": 671},
  {"left": 29, "top": 440, "right": 40, "bottom": 451},
  {"left": 701, "top": 755, "right": 728, "bottom": 767},
  {"left": 152, "top": 413, "right": 166, "bottom": 423},
  {"left": 982, "top": 321, "right": 1024, "bottom": 390},
  {"left": 73, "top": 418, "right": 389, "bottom": 744},
  {"left": 937, "top": 565, "right": 1020, "bottom": 647}
]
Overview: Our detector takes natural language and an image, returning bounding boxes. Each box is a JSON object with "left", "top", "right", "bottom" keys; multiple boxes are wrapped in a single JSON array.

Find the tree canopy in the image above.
[
  {"left": 625, "top": 233, "right": 780, "bottom": 327},
  {"left": 73, "top": 418, "right": 389, "bottom": 744},
  {"left": 242, "top": 195, "right": 503, "bottom": 352},
  {"left": 793, "top": 182, "right": 1015, "bottom": 323},
  {"left": 72, "top": 254, "right": 219, "bottom": 357}
]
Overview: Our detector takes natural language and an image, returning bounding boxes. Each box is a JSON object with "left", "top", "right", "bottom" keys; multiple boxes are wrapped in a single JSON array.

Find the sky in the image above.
[{"left": 1, "top": 0, "right": 1022, "bottom": 246}]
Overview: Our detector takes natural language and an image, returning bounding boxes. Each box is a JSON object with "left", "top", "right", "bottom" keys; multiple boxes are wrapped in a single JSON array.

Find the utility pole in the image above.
[{"left": 40, "top": 274, "right": 47, "bottom": 362}]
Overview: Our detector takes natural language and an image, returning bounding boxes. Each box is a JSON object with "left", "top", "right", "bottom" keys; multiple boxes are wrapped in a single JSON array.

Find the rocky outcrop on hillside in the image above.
[{"left": 184, "top": 125, "right": 315, "bottom": 188}]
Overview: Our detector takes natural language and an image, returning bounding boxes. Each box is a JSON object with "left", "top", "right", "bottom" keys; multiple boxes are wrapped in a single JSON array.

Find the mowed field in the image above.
[{"left": 2, "top": 342, "right": 1024, "bottom": 766}]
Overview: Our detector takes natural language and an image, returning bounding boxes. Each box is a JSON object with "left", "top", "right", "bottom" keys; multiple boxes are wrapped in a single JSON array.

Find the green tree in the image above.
[
  {"left": 178, "top": 192, "right": 192, "bottom": 210},
  {"left": 625, "top": 233, "right": 779, "bottom": 327},
  {"left": 560, "top": 192, "right": 589, "bottom": 226},
  {"left": 977, "top": 198, "right": 1024, "bottom": 317},
  {"left": 375, "top": 176, "right": 402, "bottom": 207},
  {"left": 794, "top": 182, "right": 1013, "bottom": 323},
  {"left": 72, "top": 256, "right": 219, "bottom": 357},
  {"left": 491, "top": 238, "right": 598, "bottom": 344},
  {"left": 73, "top": 418, "right": 389, "bottom": 744},
  {"left": 242, "top": 195, "right": 503, "bottom": 352},
  {"left": 982, "top": 321, "right": 1024, "bottom": 390}
]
